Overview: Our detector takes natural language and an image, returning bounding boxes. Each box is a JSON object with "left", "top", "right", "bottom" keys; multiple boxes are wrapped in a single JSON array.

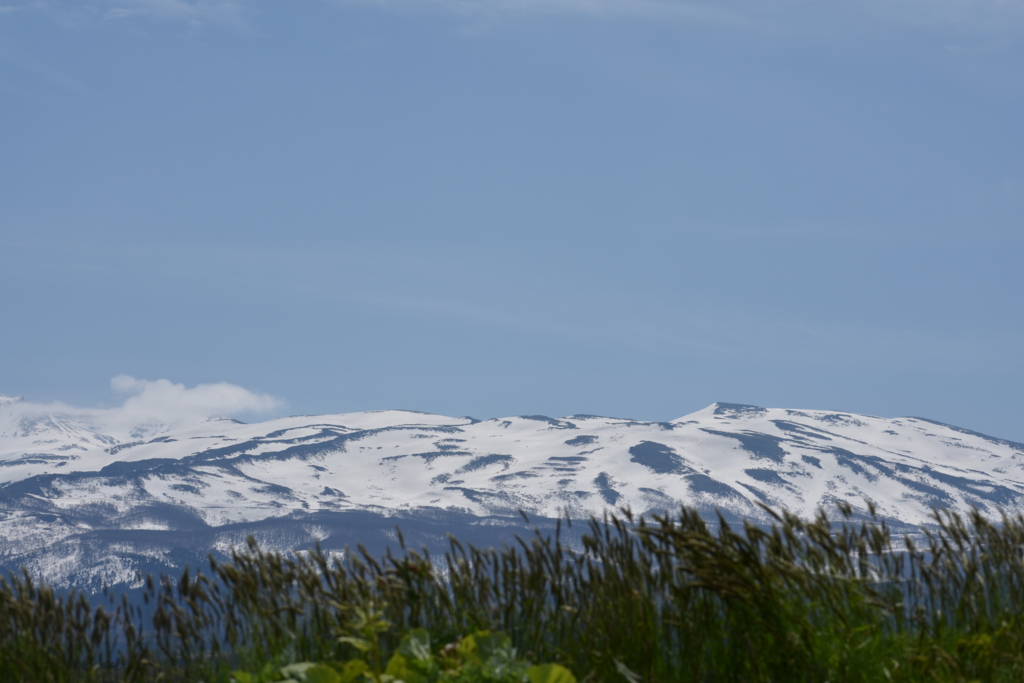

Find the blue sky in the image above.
[{"left": 1, "top": 0, "right": 1022, "bottom": 439}]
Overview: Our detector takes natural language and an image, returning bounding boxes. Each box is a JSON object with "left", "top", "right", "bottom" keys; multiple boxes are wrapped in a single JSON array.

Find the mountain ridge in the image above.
[{"left": 2, "top": 399, "right": 1023, "bottom": 590}]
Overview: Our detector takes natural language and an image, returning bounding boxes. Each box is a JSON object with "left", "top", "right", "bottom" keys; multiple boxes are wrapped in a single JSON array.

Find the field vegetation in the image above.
[{"left": 4, "top": 503, "right": 1024, "bottom": 682}]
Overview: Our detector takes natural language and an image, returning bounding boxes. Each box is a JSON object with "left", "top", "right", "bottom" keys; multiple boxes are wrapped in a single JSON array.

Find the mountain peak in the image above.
[{"left": 711, "top": 402, "right": 769, "bottom": 418}]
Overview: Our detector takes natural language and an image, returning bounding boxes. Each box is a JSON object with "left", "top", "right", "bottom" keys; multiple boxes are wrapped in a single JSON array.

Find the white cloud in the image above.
[
  {"left": 109, "top": 375, "right": 281, "bottom": 425},
  {"left": 0, "top": 0, "right": 252, "bottom": 29},
  {"left": 4, "top": 377, "right": 282, "bottom": 440},
  {"left": 102, "top": 0, "right": 249, "bottom": 26},
  {"left": 337, "top": 0, "right": 743, "bottom": 22}
]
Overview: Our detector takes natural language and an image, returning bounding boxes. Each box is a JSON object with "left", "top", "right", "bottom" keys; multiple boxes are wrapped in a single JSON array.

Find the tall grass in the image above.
[{"left": 5, "top": 503, "right": 1024, "bottom": 681}]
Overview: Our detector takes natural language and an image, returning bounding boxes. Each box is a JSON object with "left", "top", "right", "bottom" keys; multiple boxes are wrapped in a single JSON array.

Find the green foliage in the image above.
[
  {"left": 232, "top": 626, "right": 575, "bottom": 683},
  {"left": 232, "top": 660, "right": 365, "bottom": 683},
  {"left": 8, "top": 503, "right": 1024, "bottom": 681}
]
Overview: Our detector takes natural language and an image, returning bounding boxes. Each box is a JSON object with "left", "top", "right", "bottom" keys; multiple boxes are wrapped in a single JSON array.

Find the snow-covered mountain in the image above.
[{"left": 2, "top": 397, "right": 1023, "bottom": 590}]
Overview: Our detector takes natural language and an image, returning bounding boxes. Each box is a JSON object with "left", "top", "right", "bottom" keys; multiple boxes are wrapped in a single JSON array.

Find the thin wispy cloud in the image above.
[
  {"left": 102, "top": 0, "right": 249, "bottom": 26},
  {"left": 868, "top": 0, "right": 1024, "bottom": 31},
  {"left": 2, "top": 377, "right": 282, "bottom": 439},
  {"left": 336, "top": 0, "right": 744, "bottom": 23},
  {"left": 0, "top": 0, "right": 251, "bottom": 28},
  {"left": 326, "top": 0, "right": 1024, "bottom": 33},
  {"left": 4, "top": 0, "right": 1023, "bottom": 31}
]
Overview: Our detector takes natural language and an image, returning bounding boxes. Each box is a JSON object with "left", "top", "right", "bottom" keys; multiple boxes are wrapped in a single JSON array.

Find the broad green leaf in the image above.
[
  {"left": 526, "top": 664, "right": 576, "bottom": 683},
  {"left": 457, "top": 634, "right": 478, "bottom": 660},
  {"left": 326, "top": 659, "right": 368, "bottom": 683},
  {"left": 398, "top": 628, "right": 432, "bottom": 662},
  {"left": 385, "top": 652, "right": 423, "bottom": 683},
  {"left": 337, "top": 636, "right": 373, "bottom": 652},
  {"left": 304, "top": 664, "right": 343, "bottom": 683},
  {"left": 281, "top": 662, "right": 317, "bottom": 680},
  {"left": 232, "top": 662, "right": 279, "bottom": 683},
  {"left": 385, "top": 652, "right": 409, "bottom": 676},
  {"left": 472, "top": 631, "right": 511, "bottom": 662}
]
